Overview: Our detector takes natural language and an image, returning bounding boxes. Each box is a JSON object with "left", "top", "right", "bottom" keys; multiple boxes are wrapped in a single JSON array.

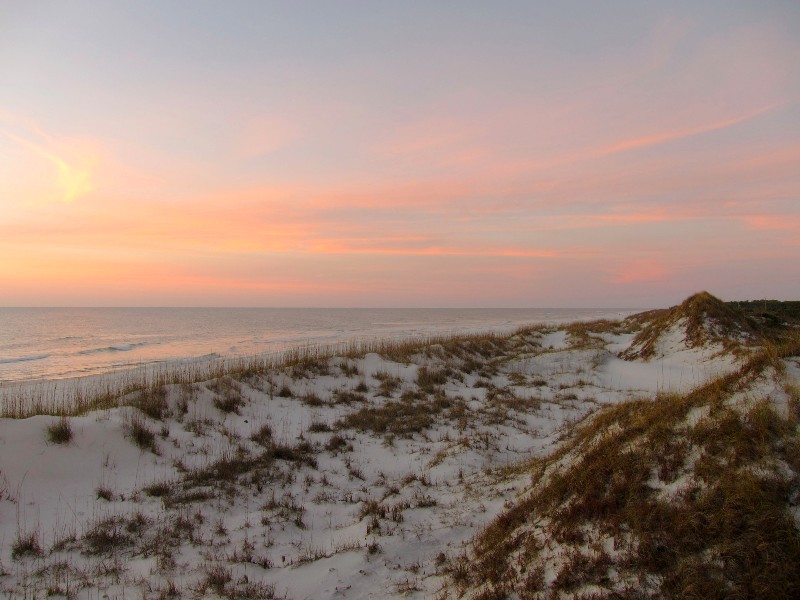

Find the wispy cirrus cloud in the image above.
[{"left": 0, "top": 112, "right": 95, "bottom": 203}]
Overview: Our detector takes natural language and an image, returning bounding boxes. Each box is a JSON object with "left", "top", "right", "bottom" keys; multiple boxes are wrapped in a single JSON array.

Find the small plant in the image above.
[
  {"left": 302, "top": 391, "right": 326, "bottom": 406},
  {"left": 213, "top": 388, "right": 244, "bottom": 414},
  {"left": 308, "top": 420, "right": 331, "bottom": 433},
  {"left": 417, "top": 365, "right": 449, "bottom": 392},
  {"left": 46, "top": 415, "right": 73, "bottom": 444},
  {"left": 326, "top": 434, "right": 352, "bottom": 453},
  {"left": 83, "top": 516, "right": 132, "bottom": 555},
  {"left": 0, "top": 469, "right": 11, "bottom": 501},
  {"left": 332, "top": 389, "right": 368, "bottom": 405},
  {"left": 250, "top": 423, "right": 273, "bottom": 446},
  {"left": 143, "top": 481, "right": 172, "bottom": 497},
  {"left": 125, "top": 411, "right": 158, "bottom": 454},
  {"left": 375, "top": 370, "right": 402, "bottom": 396},
  {"left": 11, "top": 531, "right": 42, "bottom": 560},
  {"left": 204, "top": 564, "right": 232, "bottom": 595},
  {"left": 135, "top": 385, "right": 169, "bottom": 420},
  {"left": 96, "top": 486, "right": 113, "bottom": 501},
  {"left": 340, "top": 361, "right": 360, "bottom": 377}
]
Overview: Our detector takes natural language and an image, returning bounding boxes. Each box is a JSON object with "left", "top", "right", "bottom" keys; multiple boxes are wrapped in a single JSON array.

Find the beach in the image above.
[{"left": 3, "top": 295, "right": 790, "bottom": 598}]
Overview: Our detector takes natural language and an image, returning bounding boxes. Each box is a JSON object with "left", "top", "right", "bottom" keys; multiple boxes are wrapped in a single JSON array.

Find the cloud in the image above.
[
  {"left": 611, "top": 259, "right": 673, "bottom": 285},
  {"left": 0, "top": 116, "right": 94, "bottom": 203},
  {"left": 595, "top": 102, "right": 786, "bottom": 158}
]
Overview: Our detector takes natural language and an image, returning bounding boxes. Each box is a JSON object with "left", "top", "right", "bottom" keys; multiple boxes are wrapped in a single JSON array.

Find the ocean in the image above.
[{"left": 0, "top": 307, "right": 635, "bottom": 383}]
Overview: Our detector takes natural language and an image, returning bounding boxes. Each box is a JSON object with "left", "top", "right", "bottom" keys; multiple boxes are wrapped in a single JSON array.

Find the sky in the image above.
[{"left": 1, "top": 1, "right": 799, "bottom": 308}]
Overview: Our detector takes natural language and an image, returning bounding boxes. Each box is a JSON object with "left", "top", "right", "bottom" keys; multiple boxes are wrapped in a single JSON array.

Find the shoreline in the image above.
[
  {"left": 0, "top": 308, "right": 639, "bottom": 385},
  {"left": 1, "top": 312, "right": 639, "bottom": 418}
]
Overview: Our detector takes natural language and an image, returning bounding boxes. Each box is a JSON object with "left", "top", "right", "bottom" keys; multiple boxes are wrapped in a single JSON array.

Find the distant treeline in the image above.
[{"left": 728, "top": 300, "right": 800, "bottom": 326}]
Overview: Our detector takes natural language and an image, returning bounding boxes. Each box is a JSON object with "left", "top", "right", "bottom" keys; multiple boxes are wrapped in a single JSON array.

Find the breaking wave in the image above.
[
  {"left": 0, "top": 354, "right": 50, "bottom": 365},
  {"left": 78, "top": 342, "right": 147, "bottom": 355}
]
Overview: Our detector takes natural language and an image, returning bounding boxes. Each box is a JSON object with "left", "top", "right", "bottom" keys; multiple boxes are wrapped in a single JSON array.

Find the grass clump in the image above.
[
  {"left": 339, "top": 399, "right": 433, "bottom": 436},
  {"left": 325, "top": 433, "right": 352, "bottom": 453},
  {"left": 308, "top": 420, "right": 331, "bottom": 432},
  {"left": 11, "top": 531, "right": 43, "bottom": 560},
  {"left": 45, "top": 415, "right": 73, "bottom": 444},
  {"left": 338, "top": 389, "right": 467, "bottom": 436},
  {"left": 125, "top": 411, "right": 158, "bottom": 454},
  {"left": 83, "top": 516, "right": 132, "bottom": 555},
  {"left": 374, "top": 370, "right": 402, "bottom": 396},
  {"left": 143, "top": 481, "right": 172, "bottom": 497},
  {"left": 332, "top": 389, "right": 368, "bottom": 405},
  {"left": 416, "top": 365, "right": 449, "bottom": 392},
  {"left": 250, "top": 423, "right": 273, "bottom": 446},
  {"left": 134, "top": 385, "right": 169, "bottom": 420}
]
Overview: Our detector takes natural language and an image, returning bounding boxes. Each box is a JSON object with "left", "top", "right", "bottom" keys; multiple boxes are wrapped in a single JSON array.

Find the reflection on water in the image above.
[{"left": 0, "top": 307, "right": 636, "bottom": 382}]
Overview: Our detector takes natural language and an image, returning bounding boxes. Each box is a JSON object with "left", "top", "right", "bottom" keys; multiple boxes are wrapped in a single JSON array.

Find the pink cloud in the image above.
[{"left": 611, "top": 260, "right": 673, "bottom": 285}]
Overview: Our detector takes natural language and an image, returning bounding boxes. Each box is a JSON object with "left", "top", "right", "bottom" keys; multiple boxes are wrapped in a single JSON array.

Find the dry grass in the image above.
[
  {"left": 338, "top": 390, "right": 466, "bottom": 437},
  {"left": 125, "top": 411, "right": 158, "bottom": 454},
  {"left": 448, "top": 336, "right": 800, "bottom": 599},
  {"left": 11, "top": 531, "right": 43, "bottom": 560},
  {"left": 0, "top": 318, "right": 595, "bottom": 419},
  {"left": 134, "top": 385, "right": 169, "bottom": 420},
  {"left": 621, "top": 291, "right": 762, "bottom": 361},
  {"left": 45, "top": 415, "right": 73, "bottom": 444}
]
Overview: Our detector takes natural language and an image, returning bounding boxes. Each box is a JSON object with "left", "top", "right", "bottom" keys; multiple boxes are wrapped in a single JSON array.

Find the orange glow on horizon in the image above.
[{"left": 1, "top": 4, "right": 798, "bottom": 306}]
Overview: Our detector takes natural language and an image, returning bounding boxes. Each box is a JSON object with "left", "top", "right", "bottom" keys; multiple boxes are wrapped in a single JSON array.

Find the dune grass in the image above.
[
  {"left": 0, "top": 326, "right": 544, "bottom": 419},
  {"left": 446, "top": 333, "right": 800, "bottom": 599},
  {"left": 621, "top": 291, "right": 762, "bottom": 361}
]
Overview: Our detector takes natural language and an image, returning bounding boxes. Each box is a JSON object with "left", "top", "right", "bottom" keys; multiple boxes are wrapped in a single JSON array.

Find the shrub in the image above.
[
  {"left": 204, "top": 564, "right": 231, "bottom": 594},
  {"left": 302, "top": 391, "right": 326, "bottom": 406}
]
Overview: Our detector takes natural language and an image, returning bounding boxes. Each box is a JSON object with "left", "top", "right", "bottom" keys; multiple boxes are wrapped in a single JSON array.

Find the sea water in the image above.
[{"left": 0, "top": 307, "right": 635, "bottom": 383}]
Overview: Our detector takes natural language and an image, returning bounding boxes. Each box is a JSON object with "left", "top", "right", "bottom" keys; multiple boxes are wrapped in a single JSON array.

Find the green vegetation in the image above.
[{"left": 729, "top": 299, "right": 800, "bottom": 333}]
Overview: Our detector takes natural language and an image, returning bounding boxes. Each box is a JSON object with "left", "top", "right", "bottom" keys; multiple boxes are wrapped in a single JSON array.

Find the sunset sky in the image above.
[{"left": 1, "top": 1, "right": 798, "bottom": 307}]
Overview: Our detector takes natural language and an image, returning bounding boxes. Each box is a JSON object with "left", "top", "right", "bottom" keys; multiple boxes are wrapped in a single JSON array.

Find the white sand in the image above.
[{"left": 0, "top": 319, "right": 748, "bottom": 598}]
